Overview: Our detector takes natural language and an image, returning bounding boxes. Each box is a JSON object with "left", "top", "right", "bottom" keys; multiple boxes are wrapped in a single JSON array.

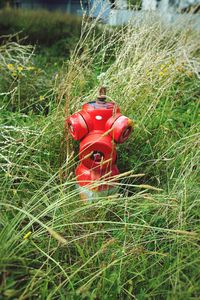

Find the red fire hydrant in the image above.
[{"left": 66, "top": 87, "right": 133, "bottom": 201}]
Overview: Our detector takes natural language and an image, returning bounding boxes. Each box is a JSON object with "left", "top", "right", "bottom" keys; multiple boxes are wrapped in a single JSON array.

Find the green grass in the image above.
[
  {"left": 0, "top": 7, "right": 82, "bottom": 56},
  {"left": 0, "top": 11, "right": 200, "bottom": 299}
]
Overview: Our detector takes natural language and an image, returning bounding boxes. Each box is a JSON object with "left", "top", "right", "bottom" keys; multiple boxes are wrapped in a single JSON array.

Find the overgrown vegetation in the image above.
[
  {"left": 0, "top": 7, "right": 82, "bottom": 56},
  {"left": 0, "top": 9, "right": 200, "bottom": 299}
]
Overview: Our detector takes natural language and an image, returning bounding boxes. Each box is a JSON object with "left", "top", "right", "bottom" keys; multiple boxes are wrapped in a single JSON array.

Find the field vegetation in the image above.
[
  {"left": 0, "top": 8, "right": 200, "bottom": 299},
  {"left": 0, "top": 7, "right": 82, "bottom": 56}
]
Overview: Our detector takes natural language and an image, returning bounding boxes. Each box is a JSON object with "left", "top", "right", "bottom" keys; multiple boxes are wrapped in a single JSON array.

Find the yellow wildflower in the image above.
[
  {"left": 27, "top": 66, "right": 35, "bottom": 71},
  {"left": 160, "top": 64, "right": 168, "bottom": 73},
  {"left": 7, "top": 63, "right": 14, "bottom": 70},
  {"left": 39, "top": 95, "right": 44, "bottom": 101},
  {"left": 17, "top": 66, "right": 23, "bottom": 72},
  {"left": 160, "top": 64, "right": 166, "bottom": 70},
  {"left": 146, "top": 70, "right": 150, "bottom": 76},
  {"left": 23, "top": 231, "right": 32, "bottom": 240},
  {"left": 163, "top": 67, "right": 168, "bottom": 73}
]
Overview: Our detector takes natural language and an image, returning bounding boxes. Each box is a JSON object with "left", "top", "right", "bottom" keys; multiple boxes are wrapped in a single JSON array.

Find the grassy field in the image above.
[{"left": 0, "top": 9, "right": 200, "bottom": 299}]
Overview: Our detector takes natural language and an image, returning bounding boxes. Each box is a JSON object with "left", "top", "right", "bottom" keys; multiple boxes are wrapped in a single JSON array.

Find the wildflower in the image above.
[
  {"left": 146, "top": 70, "right": 150, "bottom": 76},
  {"left": 160, "top": 64, "right": 166, "bottom": 70},
  {"left": 23, "top": 231, "right": 32, "bottom": 240},
  {"left": 39, "top": 95, "right": 44, "bottom": 101},
  {"left": 162, "top": 67, "right": 168, "bottom": 73},
  {"left": 7, "top": 63, "right": 14, "bottom": 70},
  {"left": 160, "top": 64, "right": 168, "bottom": 74},
  {"left": 27, "top": 66, "right": 35, "bottom": 71},
  {"left": 17, "top": 66, "right": 23, "bottom": 72},
  {"left": 159, "top": 71, "right": 164, "bottom": 77},
  {"left": 12, "top": 72, "right": 17, "bottom": 77}
]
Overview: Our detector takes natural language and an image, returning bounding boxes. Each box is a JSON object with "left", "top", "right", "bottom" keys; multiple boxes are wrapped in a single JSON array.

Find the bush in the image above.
[{"left": 0, "top": 7, "right": 82, "bottom": 55}]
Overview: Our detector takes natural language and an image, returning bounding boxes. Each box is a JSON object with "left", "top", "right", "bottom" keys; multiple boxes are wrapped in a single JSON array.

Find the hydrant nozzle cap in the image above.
[{"left": 97, "top": 86, "right": 106, "bottom": 102}]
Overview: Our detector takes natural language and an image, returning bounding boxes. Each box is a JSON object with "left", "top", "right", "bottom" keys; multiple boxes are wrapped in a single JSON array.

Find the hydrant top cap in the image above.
[{"left": 83, "top": 101, "right": 120, "bottom": 112}]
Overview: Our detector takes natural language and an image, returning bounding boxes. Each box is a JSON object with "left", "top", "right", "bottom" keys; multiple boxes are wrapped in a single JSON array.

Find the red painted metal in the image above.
[
  {"left": 75, "top": 163, "right": 119, "bottom": 191},
  {"left": 66, "top": 89, "right": 133, "bottom": 198}
]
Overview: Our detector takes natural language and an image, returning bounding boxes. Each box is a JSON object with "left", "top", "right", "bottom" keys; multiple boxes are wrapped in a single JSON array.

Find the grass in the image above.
[
  {"left": 0, "top": 9, "right": 200, "bottom": 299},
  {"left": 0, "top": 7, "right": 82, "bottom": 55}
]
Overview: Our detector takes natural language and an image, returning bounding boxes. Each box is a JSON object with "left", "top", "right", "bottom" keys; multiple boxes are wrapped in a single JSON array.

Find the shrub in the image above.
[{"left": 0, "top": 7, "right": 82, "bottom": 55}]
